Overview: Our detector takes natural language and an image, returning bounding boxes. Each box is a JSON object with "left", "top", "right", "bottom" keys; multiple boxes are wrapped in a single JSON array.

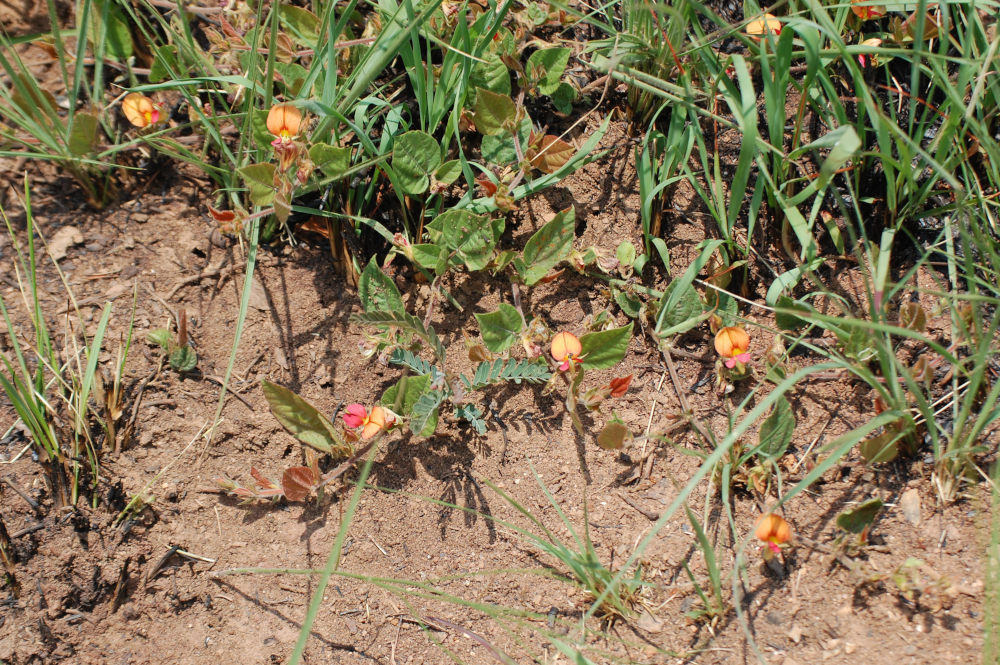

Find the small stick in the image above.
[
  {"left": 165, "top": 260, "right": 241, "bottom": 301},
  {"left": 659, "top": 343, "right": 716, "bottom": 446},
  {"left": 390, "top": 617, "right": 402, "bottom": 665},
  {"left": 145, "top": 545, "right": 180, "bottom": 587},
  {"left": 110, "top": 558, "right": 130, "bottom": 613},
  {"left": 423, "top": 615, "right": 518, "bottom": 665},
  {"left": 11, "top": 522, "right": 44, "bottom": 538},
  {"left": 175, "top": 548, "right": 216, "bottom": 564},
  {"left": 203, "top": 375, "right": 254, "bottom": 410},
  {"left": 618, "top": 491, "right": 660, "bottom": 521},
  {"left": 314, "top": 440, "right": 377, "bottom": 492},
  {"left": 1, "top": 476, "right": 41, "bottom": 514},
  {"left": 368, "top": 534, "right": 389, "bottom": 558}
]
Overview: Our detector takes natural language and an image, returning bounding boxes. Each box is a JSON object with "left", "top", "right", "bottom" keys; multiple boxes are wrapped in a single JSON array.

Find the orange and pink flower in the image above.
[
  {"left": 343, "top": 404, "right": 392, "bottom": 440},
  {"left": 714, "top": 326, "right": 751, "bottom": 369},
  {"left": 122, "top": 93, "right": 160, "bottom": 127},
  {"left": 266, "top": 104, "right": 302, "bottom": 146},
  {"left": 551, "top": 331, "right": 582, "bottom": 371},
  {"left": 755, "top": 513, "right": 792, "bottom": 554}
]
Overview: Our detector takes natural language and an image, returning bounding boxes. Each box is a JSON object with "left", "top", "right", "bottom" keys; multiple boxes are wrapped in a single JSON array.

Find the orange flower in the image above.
[
  {"left": 850, "top": 0, "right": 886, "bottom": 20},
  {"left": 121, "top": 93, "right": 160, "bottom": 127},
  {"left": 343, "top": 404, "right": 392, "bottom": 439},
  {"left": 714, "top": 326, "right": 751, "bottom": 369},
  {"left": 266, "top": 104, "right": 302, "bottom": 145},
  {"left": 745, "top": 13, "right": 782, "bottom": 40},
  {"left": 551, "top": 331, "right": 582, "bottom": 371},
  {"left": 755, "top": 513, "right": 791, "bottom": 554}
]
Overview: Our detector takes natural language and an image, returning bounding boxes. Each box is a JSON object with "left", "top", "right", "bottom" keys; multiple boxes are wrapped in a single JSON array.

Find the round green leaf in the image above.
[
  {"left": 579, "top": 323, "right": 632, "bottom": 369},
  {"left": 169, "top": 345, "right": 198, "bottom": 373},
  {"left": 392, "top": 130, "right": 441, "bottom": 195},
  {"left": 475, "top": 303, "right": 524, "bottom": 353}
]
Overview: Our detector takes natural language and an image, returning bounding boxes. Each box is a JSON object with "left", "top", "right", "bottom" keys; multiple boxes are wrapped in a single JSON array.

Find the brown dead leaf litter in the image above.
[{"left": 0, "top": 110, "right": 990, "bottom": 665}]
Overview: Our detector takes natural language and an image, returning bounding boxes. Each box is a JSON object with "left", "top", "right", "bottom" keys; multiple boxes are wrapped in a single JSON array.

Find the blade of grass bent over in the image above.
[{"left": 287, "top": 440, "right": 380, "bottom": 664}]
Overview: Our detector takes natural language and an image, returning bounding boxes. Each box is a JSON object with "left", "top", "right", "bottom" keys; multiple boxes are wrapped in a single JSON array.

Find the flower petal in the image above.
[
  {"left": 122, "top": 93, "right": 155, "bottom": 127},
  {"left": 343, "top": 403, "right": 367, "bottom": 428},
  {"left": 551, "top": 331, "right": 582, "bottom": 362}
]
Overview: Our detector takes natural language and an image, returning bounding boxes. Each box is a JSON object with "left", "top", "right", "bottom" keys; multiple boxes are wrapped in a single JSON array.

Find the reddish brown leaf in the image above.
[
  {"left": 282, "top": 466, "right": 319, "bottom": 502},
  {"left": 608, "top": 375, "right": 633, "bottom": 398},
  {"left": 528, "top": 135, "right": 574, "bottom": 174},
  {"left": 250, "top": 467, "right": 278, "bottom": 490},
  {"left": 873, "top": 395, "right": 888, "bottom": 415},
  {"left": 208, "top": 206, "right": 237, "bottom": 223},
  {"left": 468, "top": 343, "right": 491, "bottom": 362},
  {"left": 537, "top": 268, "right": 565, "bottom": 284},
  {"left": 476, "top": 175, "right": 498, "bottom": 196},
  {"left": 298, "top": 218, "right": 331, "bottom": 238}
]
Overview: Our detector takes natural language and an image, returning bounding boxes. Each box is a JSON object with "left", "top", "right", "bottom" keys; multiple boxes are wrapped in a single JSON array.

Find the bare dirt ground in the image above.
[
  {"left": 0, "top": 117, "right": 989, "bottom": 664},
  {"left": 0, "top": 2, "right": 991, "bottom": 664}
]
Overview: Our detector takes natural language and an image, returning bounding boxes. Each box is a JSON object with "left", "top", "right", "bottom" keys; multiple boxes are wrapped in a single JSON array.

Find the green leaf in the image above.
[
  {"left": 613, "top": 289, "right": 642, "bottom": 318},
  {"left": 238, "top": 163, "right": 277, "bottom": 206},
  {"left": 385, "top": 377, "right": 443, "bottom": 436},
  {"left": 309, "top": 143, "right": 352, "bottom": 180},
  {"left": 410, "top": 391, "right": 442, "bottom": 437},
  {"left": 473, "top": 87, "right": 516, "bottom": 136},
  {"left": 148, "top": 45, "right": 179, "bottom": 83},
  {"left": 262, "top": 381, "right": 350, "bottom": 456},
  {"left": 392, "top": 130, "right": 441, "bottom": 195},
  {"left": 616, "top": 241, "right": 636, "bottom": 271},
  {"left": 426, "top": 209, "right": 497, "bottom": 271},
  {"left": 858, "top": 421, "right": 910, "bottom": 464},
  {"left": 352, "top": 310, "right": 446, "bottom": 364},
  {"left": 711, "top": 289, "right": 738, "bottom": 327},
  {"left": 550, "top": 81, "right": 576, "bottom": 113},
  {"left": 517, "top": 206, "right": 575, "bottom": 285},
  {"left": 93, "top": 3, "right": 133, "bottom": 61},
  {"left": 597, "top": 421, "right": 629, "bottom": 450},
  {"left": 836, "top": 498, "right": 883, "bottom": 534},
  {"left": 68, "top": 111, "right": 99, "bottom": 156},
  {"left": 656, "top": 280, "right": 703, "bottom": 336},
  {"left": 147, "top": 328, "right": 171, "bottom": 350},
  {"left": 757, "top": 396, "right": 794, "bottom": 461},
  {"left": 579, "top": 323, "right": 632, "bottom": 369},
  {"left": 358, "top": 257, "right": 404, "bottom": 314},
  {"left": 481, "top": 118, "right": 531, "bottom": 165},
  {"left": 274, "top": 62, "right": 309, "bottom": 97},
  {"left": 381, "top": 374, "right": 431, "bottom": 416},
  {"left": 523, "top": 2, "right": 548, "bottom": 25},
  {"left": 470, "top": 53, "right": 510, "bottom": 96},
  {"left": 455, "top": 404, "right": 487, "bottom": 435},
  {"left": 387, "top": 348, "right": 436, "bottom": 376},
  {"left": 251, "top": 109, "right": 274, "bottom": 151},
  {"left": 411, "top": 243, "right": 448, "bottom": 275},
  {"left": 526, "top": 47, "right": 570, "bottom": 95},
  {"left": 433, "top": 160, "right": 462, "bottom": 186},
  {"left": 169, "top": 345, "right": 197, "bottom": 373},
  {"left": 279, "top": 4, "right": 320, "bottom": 47},
  {"left": 775, "top": 295, "right": 810, "bottom": 331},
  {"left": 461, "top": 358, "right": 551, "bottom": 390},
  {"left": 475, "top": 303, "right": 524, "bottom": 353}
]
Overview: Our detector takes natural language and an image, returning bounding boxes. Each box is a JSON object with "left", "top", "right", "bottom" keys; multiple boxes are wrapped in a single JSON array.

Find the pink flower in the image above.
[{"left": 343, "top": 403, "right": 367, "bottom": 429}]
